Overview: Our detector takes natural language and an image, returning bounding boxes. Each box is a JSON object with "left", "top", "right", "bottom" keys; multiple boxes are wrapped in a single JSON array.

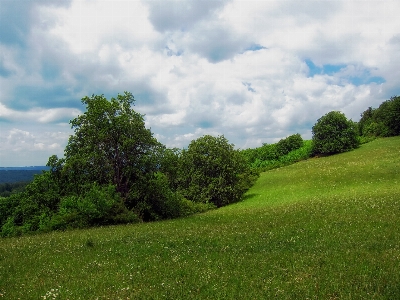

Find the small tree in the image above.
[
  {"left": 276, "top": 133, "right": 303, "bottom": 156},
  {"left": 179, "top": 135, "right": 257, "bottom": 207},
  {"left": 312, "top": 111, "right": 359, "bottom": 155}
]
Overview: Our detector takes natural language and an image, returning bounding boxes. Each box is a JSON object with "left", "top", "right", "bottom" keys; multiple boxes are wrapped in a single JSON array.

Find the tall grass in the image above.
[{"left": 0, "top": 137, "right": 399, "bottom": 299}]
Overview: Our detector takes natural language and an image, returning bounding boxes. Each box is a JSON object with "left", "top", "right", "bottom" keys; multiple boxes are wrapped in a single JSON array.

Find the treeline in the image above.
[
  {"left": 242, "top": 96, "right": 400, "bottom": 170},
  {"left": 0, "top": 170, "right": 45, "bottom": 184},
  {"left": 0, "top": 93, "right": 257, "bottom": 237},
  {"left": 1, "top": 93, "right": 399, "bottom": 237},
  {"left": 358, "top": 96, "right": 400, "bottom": 138}
]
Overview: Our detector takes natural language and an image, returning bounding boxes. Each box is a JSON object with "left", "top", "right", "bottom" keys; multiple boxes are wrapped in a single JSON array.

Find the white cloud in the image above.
[
  {"left": 46, "top": 0, "right": 159, "bottom": 54},
  {"left": 145, "top": 0, "right": 228, "bottom": 32},
  {"left": 0, "top": 102, "right": 81, "bottom": 124},
  {"left": 1, "top": 0, "right": 400, "bottom": 166},
  {"left": 0, "top": 126, "right": 69, "bottom": 167}
]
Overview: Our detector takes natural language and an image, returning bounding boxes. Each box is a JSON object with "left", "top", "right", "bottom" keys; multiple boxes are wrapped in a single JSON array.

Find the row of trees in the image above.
[
  {"left": 358, "top": 96, "right": 400, "bottom": 137},
  {"left": 240, "top": 96, "right": 400, "bottom": 168},
  {"left": 240, "top": 111, "right": 359, "bottom": 169},
  {"left": 1, "top": 93, "right": 399, "bottom": 237},
  {"left": 312, "top": 96, "right": 400, "bottom": 155},
  {"left": 0, "top": 93, "right": 258, "bottom": 237}
]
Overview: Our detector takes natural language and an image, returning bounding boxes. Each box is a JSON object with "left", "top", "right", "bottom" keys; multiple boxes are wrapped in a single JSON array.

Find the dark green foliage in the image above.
[
  {"left": 0, "top": 181, "right": 28, "bottom": 197},
  {"left": 358, "top": 106, "right": 376, "bottom": 136},
  {"left": 1, "top": 183, "right": 139, "bottom": 236},
  {"left": 358, "top": 96, "right": 400, "bottom": 137},
  {"left": 64, "top": 92, "right": 161, "bottom": 198},
  {"left": 259, "top": 143, "right": 279, "bottom": 161},
  {"left": 276, "top": 133, "right": 304, "bottom": 156},
  {"left": 373, "top": 96, "right": 400, "bottom": 136},
  {"left": 1, "top": 93, "right": 258, "bottom": 237},
  {"left": 0, "top": 195, "right": 19, "bottom": 228},
  {"left": 312, "top": 111, "right": 359, "bottom": 155},
  {"left": 0, "top": 172, "right": 60, "bottom": 235},
  {"left": 157, "top": 147, "right": 182, "bottom": 191},
  {"left": 53, "top": 183, "right": 139, "bottom": 230},
  {"left": 358, "top": 106, "right": 390, "bottom": 137},
  {"left": 179, "top": 135, "right": 258, "bottom": 207},
  {"left": 0, "top": 92, "right": 161, "bottom": 236},
  {"left": 135, "top": 172, "right": 213, "bottom": 221}
]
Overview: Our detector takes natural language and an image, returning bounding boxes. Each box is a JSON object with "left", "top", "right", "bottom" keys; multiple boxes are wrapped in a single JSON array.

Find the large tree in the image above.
[{"left": 61, "top": 92, "right": 161, "bottom": 200}]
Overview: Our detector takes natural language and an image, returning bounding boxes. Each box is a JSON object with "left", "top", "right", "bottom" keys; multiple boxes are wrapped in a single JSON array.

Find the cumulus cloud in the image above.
[
  {"left": 0, "top": 127, "right": 69, "bottom": 166},
  {"left": 1, "top": 0, "right": 400, "bottom": 166},
  {"left": 145, "top": 0, "right": 228, "bottom": 32},
  {"left": 0, "top": 102, "right": 81, "bottom": 124}
]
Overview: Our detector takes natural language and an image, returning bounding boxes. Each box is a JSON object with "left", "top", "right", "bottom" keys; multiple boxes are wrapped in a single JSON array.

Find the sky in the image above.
[{"left": 1, "top": 0, "right": 400, "bottom": 167}]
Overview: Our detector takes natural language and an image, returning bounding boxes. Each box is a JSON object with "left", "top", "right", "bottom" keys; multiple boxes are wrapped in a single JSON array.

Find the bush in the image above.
[
  {"left": 1, "top": 217, "right": 15, "bottom": 237},
  {"left": 259, "top": 144, "right": 279, "bottom": 161},
  {"left": 135, "top": 172, "right": 195, "bottom": 221},
  {"left": 179, "top": 135, "right": 257, "bottom": 207},
  {"left": 0, "top": 195, "right": 19, "bottom": 226},
  {"left": 312, "top": 111, "right": 359, "bottom": 155},
  {"left": 276, "top": 133, "right": 303, "bottom": 156},
  {"left": 54, "top": 183, "right": 136, "bottom": 228}
]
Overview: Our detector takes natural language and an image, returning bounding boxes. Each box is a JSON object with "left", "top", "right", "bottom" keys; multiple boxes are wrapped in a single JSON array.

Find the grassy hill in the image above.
[{"left": 1, "top": 137, "right": 399, "bottom": 299}]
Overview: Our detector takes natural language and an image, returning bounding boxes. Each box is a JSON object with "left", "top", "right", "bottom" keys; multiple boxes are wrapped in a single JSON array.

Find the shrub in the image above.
[
  {"left": 259, "top": 143, "right": 279, "bottom": 161},
  {"left": 179, "top": 135, "right": 256, "bottom": 207},
  {"left": 55, "top": 183, "right": 134, "bottom": 228},
  {"left": 0, "top": 195, "right": 19, "bottom": 226},
  {"left": 135, "top": 172, "right": 195, "bottom": 221},
  {"left": 1, "top": 217, "right": 20, "bottom": 237},
  {"left": 312, "top": 111, "right": 359, "bottom": 155},
  {"left": 276, "top": 133, "right": 303, "bottom": 156}
]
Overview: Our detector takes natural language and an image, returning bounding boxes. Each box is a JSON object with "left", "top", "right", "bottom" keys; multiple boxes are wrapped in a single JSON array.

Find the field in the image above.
[{"left": 0, "top": 137, "right": 399, "bottom": 299}]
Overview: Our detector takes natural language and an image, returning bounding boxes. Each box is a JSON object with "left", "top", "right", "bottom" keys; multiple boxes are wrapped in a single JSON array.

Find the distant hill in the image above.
[
  {"left": 0, "top": 166, "right": 50, "bottom": 171},
  {"left": 0, "top": 167, "right": 49, "bottom": 183}
]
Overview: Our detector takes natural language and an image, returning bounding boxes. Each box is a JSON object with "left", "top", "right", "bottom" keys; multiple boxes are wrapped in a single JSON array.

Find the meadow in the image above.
[{"left": 0, "top": 137, "right": 399, "bottom": 299}]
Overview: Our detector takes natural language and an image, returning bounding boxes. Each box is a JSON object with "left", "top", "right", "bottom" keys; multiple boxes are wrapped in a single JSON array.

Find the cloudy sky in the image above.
[{"left": 1, "top": 0, "right": 400, "bottom": 166}]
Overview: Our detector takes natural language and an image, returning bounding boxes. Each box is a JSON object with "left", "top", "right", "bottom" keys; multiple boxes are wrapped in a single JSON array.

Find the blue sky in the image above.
[
  {"left": 305, "top": 59, "right": 386, "bottom": 85},
  {"left": 1, "top": 0, "right": 400, "bottom": 166}
]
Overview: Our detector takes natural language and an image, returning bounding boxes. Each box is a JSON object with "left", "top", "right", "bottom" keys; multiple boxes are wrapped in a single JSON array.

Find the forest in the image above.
[
  {"left": 0, "top": 170, "right": 46, "bottom": 184},
  {"left": 1, "top": 93, "right": 399, "bottom": 237}
]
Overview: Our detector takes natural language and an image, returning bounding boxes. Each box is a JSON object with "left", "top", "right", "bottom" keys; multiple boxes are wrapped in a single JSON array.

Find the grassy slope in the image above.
[{"left": 0, "top": 137, "right": 399, "bottom": 299}]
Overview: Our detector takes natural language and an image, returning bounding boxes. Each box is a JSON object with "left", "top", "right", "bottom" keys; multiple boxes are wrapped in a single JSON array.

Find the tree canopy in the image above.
[
  {"left": 179, "top": 135, "right": 257, "bottom": 207},
  {"left": 312, "top": 111, "right": 359, "bottom": 155},
  {"left": 2, "top": 92, "right": 400, "bottom": 237},
  {"left": 61, "top": 92, "right": 161, "bottom": 198},
  {"left": 358, "top": 96, "right": 400, "bottom": 137},
  {"left": 0, "top": 92, "right": 256, "bottom": 236}
]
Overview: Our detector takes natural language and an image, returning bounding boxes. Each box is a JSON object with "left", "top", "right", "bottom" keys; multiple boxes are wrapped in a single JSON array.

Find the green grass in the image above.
[{"left": 1, "top": 137, "right": 399, "bottom": 299}]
